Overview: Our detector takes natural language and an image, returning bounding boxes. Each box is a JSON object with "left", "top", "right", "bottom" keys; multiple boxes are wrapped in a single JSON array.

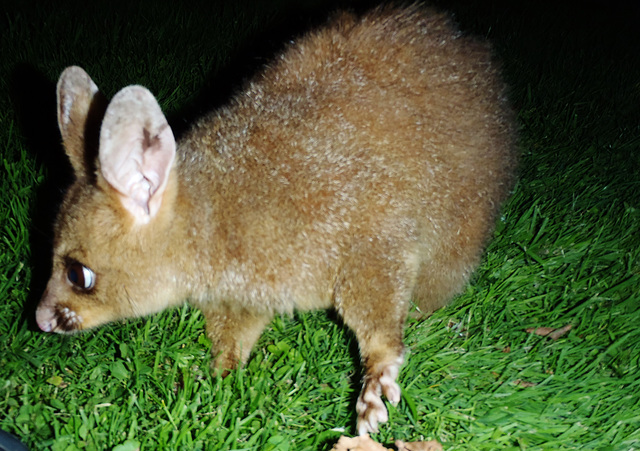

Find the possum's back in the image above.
[{"left": 178, "top": 5, "right": 517, "bottom": 312}]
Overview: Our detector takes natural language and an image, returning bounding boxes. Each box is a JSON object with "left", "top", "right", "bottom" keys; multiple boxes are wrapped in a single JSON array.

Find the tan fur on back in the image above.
[{"left": 173, "top": 7, "right": 517, "bottom": 314}]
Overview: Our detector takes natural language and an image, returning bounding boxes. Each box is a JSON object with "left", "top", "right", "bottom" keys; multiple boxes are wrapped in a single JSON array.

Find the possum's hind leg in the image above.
[
  {"left": 202, "top": 305, "right": 273, "bottom": 375},
  {"left": 335, "top": 246, "right": 418, "bottom": 435}
]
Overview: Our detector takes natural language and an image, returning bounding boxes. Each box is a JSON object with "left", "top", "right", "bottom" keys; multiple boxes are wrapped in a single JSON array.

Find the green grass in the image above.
[{"left": 2, "top": 0, "right": 640, "bottom": 449}]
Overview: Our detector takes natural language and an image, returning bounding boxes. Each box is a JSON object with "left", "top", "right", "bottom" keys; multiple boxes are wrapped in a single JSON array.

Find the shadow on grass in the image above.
[
  {"left": 9, "top": 63, "right": 70, "bottom": 332},
  {"left": 324, "top": 309, "right": 367, "bottom": 437}
]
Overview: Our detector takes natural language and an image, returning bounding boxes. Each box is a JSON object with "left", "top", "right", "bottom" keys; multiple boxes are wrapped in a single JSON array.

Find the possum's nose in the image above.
[
  {"left": 36, "top": 304, "right": 57, "bottom": 332},
  {"left": 36, "top": 288, "right": 58, "bottom": 332}
]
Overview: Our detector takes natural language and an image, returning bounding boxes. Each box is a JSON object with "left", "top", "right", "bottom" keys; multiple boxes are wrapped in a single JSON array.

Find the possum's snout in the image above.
[
  {"left": 36, "top": 304, "right": 83, "bottom": 333},
  {"left": 36, "top": 288, "right": 56, "bottom": 332},
  {"left": 36, "top": 304, "right": 57, "bottom": 332},
  {"left": 36, "top": 290, "right": 83, "bottom": 333}
]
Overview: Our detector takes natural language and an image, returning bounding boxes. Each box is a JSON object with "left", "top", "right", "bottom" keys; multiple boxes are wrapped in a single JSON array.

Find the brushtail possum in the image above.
[{"left": 36, "top": 6, "right": 517, "bottom": 435}]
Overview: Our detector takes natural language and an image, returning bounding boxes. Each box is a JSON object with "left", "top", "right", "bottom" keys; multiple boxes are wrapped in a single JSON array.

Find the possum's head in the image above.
[{"left": 36, "top": 66, "right": 179, "bottom": 333}]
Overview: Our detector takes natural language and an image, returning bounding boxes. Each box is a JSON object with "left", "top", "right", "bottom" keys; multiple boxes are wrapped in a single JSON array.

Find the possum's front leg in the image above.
[
  {"left": 336, "top": 247, "right": 414, "bottom": 435},
  {"left": 201, "top": 305, "right": 273, "bottom": 374}
]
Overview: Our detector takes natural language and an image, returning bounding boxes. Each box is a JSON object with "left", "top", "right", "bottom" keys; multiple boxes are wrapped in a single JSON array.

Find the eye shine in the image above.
[{"left": 67, "top": 262, "right": 95, "bottom": 291}]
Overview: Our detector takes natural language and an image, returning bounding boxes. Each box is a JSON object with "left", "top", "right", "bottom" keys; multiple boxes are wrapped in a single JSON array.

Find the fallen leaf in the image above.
[
  {"left": 526, "top": 324, "right": 572, "bottom": 340},
  {"left": 46, "top": 375, "right": 67, "bottom": 388},
  {"left": 332, "top": 435, "right": 392, "bottom": 451},
  {"left": 331, "top": 435, "right": 444, "bottom": 451},
  {"left": 526, "top": 327, "right": 555, "bottom": 336},
  {"left": 548, "top": 324, "right": 572, "bottom": 340}
]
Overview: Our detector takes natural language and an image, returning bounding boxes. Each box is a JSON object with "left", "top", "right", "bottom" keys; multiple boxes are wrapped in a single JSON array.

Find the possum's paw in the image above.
[
  {"left": 356, "top": 359, "right": 402, "bottom": 435},
  {"left": 50, "top": 305, "right": 85, "bottom": 332}
]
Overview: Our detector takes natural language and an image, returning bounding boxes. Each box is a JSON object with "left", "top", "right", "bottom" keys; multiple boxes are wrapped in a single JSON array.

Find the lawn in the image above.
[{"left": 1, "top": 0, "right": 639, "bottom": 449}]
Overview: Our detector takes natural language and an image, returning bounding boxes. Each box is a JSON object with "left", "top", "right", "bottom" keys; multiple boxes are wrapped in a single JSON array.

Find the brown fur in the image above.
[{"left": 36, "top": 6, "right": 517, "bottom": 435}]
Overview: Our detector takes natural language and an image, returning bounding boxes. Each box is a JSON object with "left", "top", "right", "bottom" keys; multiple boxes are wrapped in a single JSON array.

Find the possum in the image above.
[{"left": 36, "top": 5, "right": 517, "bottom": 435}]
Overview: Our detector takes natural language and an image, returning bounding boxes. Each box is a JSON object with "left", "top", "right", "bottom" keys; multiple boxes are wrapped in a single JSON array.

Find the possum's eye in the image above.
[{"left": 67, "top": 262, "right": 96, "bottom": 291}]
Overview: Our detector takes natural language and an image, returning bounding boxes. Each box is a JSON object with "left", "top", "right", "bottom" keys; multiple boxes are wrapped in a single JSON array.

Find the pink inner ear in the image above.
[
  {"left": 142, "top": 126, "right": 175, "bottom": 195},
  {"left": 99, "top": 86, "right": 176, "bottom": 223}
]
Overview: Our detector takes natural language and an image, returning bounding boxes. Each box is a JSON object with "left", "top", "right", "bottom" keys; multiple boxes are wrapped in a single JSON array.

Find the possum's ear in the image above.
[
  {"left": 56, "top": 66, "right": 108, "bottom": 176},
  {"left": 98, "top": 86, "right": 176, "bottom": 224}
]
